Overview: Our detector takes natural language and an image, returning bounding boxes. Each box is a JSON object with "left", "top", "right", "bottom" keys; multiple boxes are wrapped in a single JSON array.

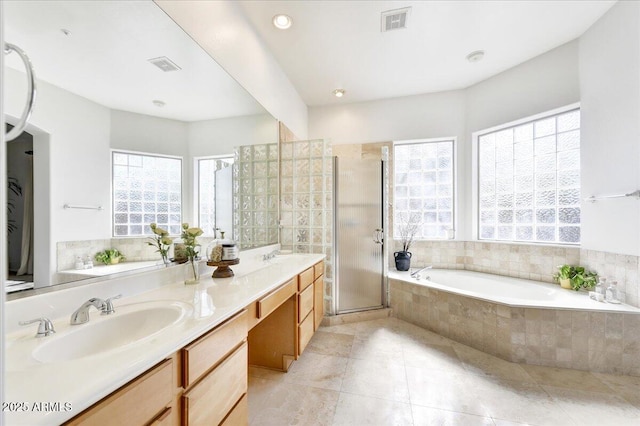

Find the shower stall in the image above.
[{"left": 333, "top": 155, "right": 388, "bottom": 314}]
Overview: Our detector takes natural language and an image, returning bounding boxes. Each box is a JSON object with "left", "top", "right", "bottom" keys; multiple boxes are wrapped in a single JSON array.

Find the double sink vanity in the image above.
[{"left": 5, "top": 251, "right": 325, "bottom": 425}]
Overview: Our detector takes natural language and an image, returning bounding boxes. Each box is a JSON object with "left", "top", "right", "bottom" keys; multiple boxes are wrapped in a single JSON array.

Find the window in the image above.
[
  {"left": 394, "top": 139, "right": 455, "bottom": 240},
  {"left": 112, "top": 151, "right": 182, "bottom": 236},
  {"left": 477, "top": 107, "right": 580, "bottom": 244},
  {"left": 197, "top": 156, "right": 234, "bottom": 235}
]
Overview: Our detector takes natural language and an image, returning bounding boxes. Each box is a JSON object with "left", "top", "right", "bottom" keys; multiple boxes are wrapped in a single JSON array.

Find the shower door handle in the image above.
[
  {"left": 4, "top": 43, "right": 37, "bottom": 142},
  {"left": 373, "top": 228, "right": 384, "bottom": 244}
]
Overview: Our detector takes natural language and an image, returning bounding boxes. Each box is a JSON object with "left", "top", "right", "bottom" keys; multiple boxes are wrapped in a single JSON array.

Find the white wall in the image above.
[
  {"left": 310, "top": 41, "right": 580, "bottom": 241},
  {"left": 156, "top": 0, "right": 309, "bottom": 139},
  {"left": 188, "top": 113, "right": 278, "bottom": 158},
  {"left": 579, "top": 1, "right": 640, "bottom": 256},
  {"left": 6, "top": 68, "right": 112, "bottom": 286}
]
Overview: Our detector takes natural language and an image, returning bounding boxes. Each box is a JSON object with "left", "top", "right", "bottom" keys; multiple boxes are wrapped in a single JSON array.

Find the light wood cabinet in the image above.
[
  {"left": 64, "top": 358, "right": 173, "bottom": 425},
  {"left": 182, "top": 343, "right": 248, "bottom": 425},
  {"left": 298, "top": 283, "right": 314, "bottom": 323},
  {"left": 298, "top": 266, "right": 314, "bottom": 291},
  {"left": 298, "top": 310, "right": 314, "bottom": 355},
  {"left": 221, "top": 394, "right": 248, "bottom": 426}
]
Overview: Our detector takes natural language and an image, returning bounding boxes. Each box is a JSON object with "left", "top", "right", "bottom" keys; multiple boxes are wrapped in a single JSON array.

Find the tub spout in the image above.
[{"left": 411, "top": 265, "right": 433, "bottom": 279}]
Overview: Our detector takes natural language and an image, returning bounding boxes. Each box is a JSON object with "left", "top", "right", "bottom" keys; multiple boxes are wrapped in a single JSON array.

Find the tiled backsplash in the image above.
[
  {"left": 57, "top": 238, "right": 166, "bottom": 272},
  {"left": 392, "top": 240, "right": 640, "bottom": 308}
]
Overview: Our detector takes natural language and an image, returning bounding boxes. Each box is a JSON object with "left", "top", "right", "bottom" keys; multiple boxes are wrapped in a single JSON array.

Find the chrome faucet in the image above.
[
  {"left": 19, "top": 317, "right": 56, "bottom": 337},
  {"left": 70, "top": 294, "right": 121, "bottom": 325},
  {"left": 263, "top": 250, "right": 280, "bottom": 261},
  {"left": 411, "top": 265, "right": 433, "bottom": 279}
]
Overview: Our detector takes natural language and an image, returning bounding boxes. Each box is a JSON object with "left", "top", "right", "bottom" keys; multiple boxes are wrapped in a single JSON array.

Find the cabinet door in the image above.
[
  {"left": 221, "top": 394, "right": 248, "bottom": 426},
  {"left": 183, "top": 343, "right": 248, "bottom": 426},
  {"left": 298, "top": 283, "right": 314, "bottom": 323},
  {"left": 298, "top": 312, "right": 314, "bottom": 356}
]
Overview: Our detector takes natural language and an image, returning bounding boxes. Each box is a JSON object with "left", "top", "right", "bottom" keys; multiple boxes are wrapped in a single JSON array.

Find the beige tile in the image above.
[
  {"left": 403, "top": 341, "right": 465, "bottom": 372},
  {"left": 319, "top": 322, "right": 359, "bottom": 336},
  {"left": 332, "top": 392, "right": 413, "bottom": 426},
  {"left": 452, "top": 343, "right": 535, "bottom": 382},
  {"left": 593, "top": 372, "right": 640, "bottom": 409},
  {"left": 341, "top": 358, "right": 410, "bottom": 402},
  {"left": 248, "top": 366, "right": 286, "bottom": 382},
  {"left": 306, "top": 331, "right": 355, "bottom": 358},
  {"left": 283, "top": 351, "right": 348, "bottom": 391},
  {"left": 521, "top": 364, "right": 612, "bottom": 392},
  {"left": 543, "top": 385, "right": 640, "bottom": 425},
  {"left": 248, "top": 380, "right": 339, "bottom": 426},
  {"left": 469, "top": 376, "right": 572, "bottom": 425},
  {"left": 411, "top": 405, "right": 494, "bottom": 425},
  {"left": 406, "top": 366, "right": 490, "bottom": 417}
]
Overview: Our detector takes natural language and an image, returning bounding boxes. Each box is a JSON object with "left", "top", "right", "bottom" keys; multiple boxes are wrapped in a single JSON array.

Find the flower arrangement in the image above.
[
  {"left": 147, "top": 223, "right": 173, "bottom": 265},
  {"left": 397, "top": 212, "right": 421, "bottom": 252},
  {"left": 182, "top": 223, "right": 204, "bottom": 283}
]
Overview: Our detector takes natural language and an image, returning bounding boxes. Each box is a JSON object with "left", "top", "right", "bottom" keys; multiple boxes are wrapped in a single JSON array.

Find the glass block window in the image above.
[
  {"left": 198, "top": 156, "right": 234, "bottom": 235},
  {"left": 478, "top": 108, "right": 581, "bottom": 244},
  {"left": 112, "top": 151, "right": 182, "bottom": 236},
  {"left": 394, "top": 140, "right": 455, "bottom": 240}
]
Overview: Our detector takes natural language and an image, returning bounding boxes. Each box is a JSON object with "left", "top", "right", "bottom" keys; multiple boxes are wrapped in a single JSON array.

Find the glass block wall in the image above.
[
  {"left": 233, "top": 143, "right": 279, "bottom": 248},
  {"left": 280, "top": 139, "right": 333, "bottom": 312}
]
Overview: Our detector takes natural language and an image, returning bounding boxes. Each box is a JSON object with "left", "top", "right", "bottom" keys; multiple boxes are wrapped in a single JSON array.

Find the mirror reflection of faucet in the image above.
[{"left": 410, "top": 265, "right": 433, "bottom": 280}]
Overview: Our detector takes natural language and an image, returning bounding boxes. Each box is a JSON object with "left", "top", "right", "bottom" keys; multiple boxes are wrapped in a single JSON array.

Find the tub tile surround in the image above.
[
  {"left": 393, "top": 240, "right": 640, "bottom": 308},
  {"left": 390, "top": 278, "right": 640, "bottom": 377}
]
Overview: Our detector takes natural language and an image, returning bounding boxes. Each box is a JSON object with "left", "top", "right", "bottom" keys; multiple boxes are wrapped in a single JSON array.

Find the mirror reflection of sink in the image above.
[{"left": 32, "top": 301, "right": 189, "bottom": 363}]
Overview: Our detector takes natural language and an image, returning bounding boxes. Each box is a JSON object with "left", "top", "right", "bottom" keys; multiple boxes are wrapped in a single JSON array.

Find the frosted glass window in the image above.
[
  {"left": 112, "top": 151, "right": 182, "bottom": 236},
  {"left": 394, "top": 140, "right": 455, "bottom": 240},
  {"left": 198, "top": 156, "right": 234, "bottom": 235},
  {"left": 478, "top": 108, "right": 580, "bottom": 244}
]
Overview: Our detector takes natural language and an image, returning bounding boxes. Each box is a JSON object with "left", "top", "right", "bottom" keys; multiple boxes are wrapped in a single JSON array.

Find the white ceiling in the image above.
[
  {"left": 4, "top": 0, "right": 267, "bottom": 122},
  {"left": 238, "top": 0, "right": 617, "bottom": 106}
]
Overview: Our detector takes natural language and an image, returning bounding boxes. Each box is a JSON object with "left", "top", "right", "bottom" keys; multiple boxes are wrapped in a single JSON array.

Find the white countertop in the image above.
[{"left": 5, "top": 253, "right": 324, "bottom": 425}]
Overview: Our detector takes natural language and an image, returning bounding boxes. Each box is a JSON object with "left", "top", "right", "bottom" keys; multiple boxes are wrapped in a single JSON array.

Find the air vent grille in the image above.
[
  {"left": 381, "top": 7, "right": 411, "bottom": 32},
  {"left": 147, "top": 56, "right": 181, "bottom": 72}
]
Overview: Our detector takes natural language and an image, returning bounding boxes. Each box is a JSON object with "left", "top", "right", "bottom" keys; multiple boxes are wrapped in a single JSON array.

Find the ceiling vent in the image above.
[
  {"left": 147, "top": 56, "right": 181, "bottom": 72},
  {"left": 381, "top": 7, "right": 411, "bottom": 32}
]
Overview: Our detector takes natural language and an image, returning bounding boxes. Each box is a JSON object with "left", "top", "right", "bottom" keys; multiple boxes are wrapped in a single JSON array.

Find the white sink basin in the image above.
[{"left": 31, "top": 301, "right": 189, "bottom": 363}]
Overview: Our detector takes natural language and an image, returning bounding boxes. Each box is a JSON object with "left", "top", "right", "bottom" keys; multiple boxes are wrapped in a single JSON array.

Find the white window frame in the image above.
[
  {"left": 393, "top": 137, "right": 457, "bottom": 241},
  {"left": 111, "top": 149, "right": 183, "bottom": 237},
  {"left": 471, "top": 102, "right": 581, "bottom": 245}
]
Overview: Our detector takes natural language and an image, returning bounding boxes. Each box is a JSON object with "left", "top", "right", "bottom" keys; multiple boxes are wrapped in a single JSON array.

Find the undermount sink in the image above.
[{"left": 32, "top": 301, "right": 189, "bottom": 363}]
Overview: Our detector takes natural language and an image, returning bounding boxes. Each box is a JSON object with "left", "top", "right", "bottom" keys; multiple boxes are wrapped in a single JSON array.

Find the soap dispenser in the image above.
[
  {"left": 595, "top": 277, "right": 606, "bottom": 300},
  {"left": 605, "top": 280, "right": 621, "bottom": 304}
]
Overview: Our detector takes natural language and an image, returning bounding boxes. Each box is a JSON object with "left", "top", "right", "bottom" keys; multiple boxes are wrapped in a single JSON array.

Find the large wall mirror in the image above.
[{"left": 4, "top": 0, "right": 279, "bottom": 296}]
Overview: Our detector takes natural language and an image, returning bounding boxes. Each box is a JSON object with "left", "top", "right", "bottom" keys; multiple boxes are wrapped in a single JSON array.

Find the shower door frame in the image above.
[{"left": 332, "top": 156, "right": 389, "bottom": 315}]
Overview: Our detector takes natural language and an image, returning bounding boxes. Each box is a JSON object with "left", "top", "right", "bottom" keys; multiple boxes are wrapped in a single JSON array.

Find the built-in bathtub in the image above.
[{"left": 389, "top": 269, "right": 640, "bottom": 376}]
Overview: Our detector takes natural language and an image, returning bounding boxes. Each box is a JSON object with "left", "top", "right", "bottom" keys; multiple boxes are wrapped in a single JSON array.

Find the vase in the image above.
[
  {"left": 110, "top": 257, "right": 121, "bottom": 265},
  {"left": 185, "top": 259, "right": 200, "bottom": 285},
  {"left": 559, "top": 278, "right": 572, "bottom": 289},
  {"left": 394, "top": 251, "right": 412, "bottom": 271}
]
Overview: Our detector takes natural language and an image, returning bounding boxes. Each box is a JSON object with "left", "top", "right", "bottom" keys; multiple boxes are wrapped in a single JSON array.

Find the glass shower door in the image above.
[{"left": 334, "top": 157, "right": 385, "bottom": 314}]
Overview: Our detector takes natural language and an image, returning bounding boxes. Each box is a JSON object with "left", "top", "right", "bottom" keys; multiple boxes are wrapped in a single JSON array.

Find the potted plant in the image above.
[
  {"left": 570, "top": 266, "right": 598, "bottom": 291},
  {"left": 553, "top": 264, "right": 575, "bottom": 289},
  {"left": 395, "top": 213, "right": 420, "bottom": 271},
  {"left": 95, "top": 248, "right": 125, "bottom": 265}
]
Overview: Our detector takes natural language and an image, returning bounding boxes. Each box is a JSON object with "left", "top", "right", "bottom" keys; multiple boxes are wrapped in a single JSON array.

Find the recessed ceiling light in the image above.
[
  {"left": 152, "top": 100, "right": 166, "bottom": 107},
  {"left": 332, "top": 89, "right": 345, "bottom": 98},
  {"left": 273, "top": 14, "right": 293, "bottom": 30},
  {"left": 466, "top": 50, "right": 485, "bottom": 63}
]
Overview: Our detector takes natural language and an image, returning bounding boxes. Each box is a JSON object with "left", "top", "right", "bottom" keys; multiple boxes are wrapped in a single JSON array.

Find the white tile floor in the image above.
[{"left": 248, "top": 317, "right": 640, "bottom": 425}]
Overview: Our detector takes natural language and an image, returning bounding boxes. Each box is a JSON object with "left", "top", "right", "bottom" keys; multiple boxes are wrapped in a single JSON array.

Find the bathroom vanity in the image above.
[{"left": 5, "top": 252, "right": 325, "bottom": 425}]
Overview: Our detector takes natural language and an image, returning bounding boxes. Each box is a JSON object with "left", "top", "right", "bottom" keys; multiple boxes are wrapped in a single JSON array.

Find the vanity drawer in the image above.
[
  {"left": 298, "top": 311, "right": 314, "bottom": 356},
  {"left": 65, "top": 358, "right": 173, "bottom": 425},
  {"left": 149, "top": 406, "right": 173, "bottom": 425},
  {"left": 183, "top": 343, "right": 248, "bottom": 426},
  {"left": 298, "top": 266, "right": 314, "bottom": 291},
  {"left": 314, "top": 261, "right": 324, "bottom": 279},
  {"left": 221, "top": 394, "right": 248, "bottom": 426},
  {"left": 257, "top": 278, "right": 296, "bottom": 319},
  {"left": 298, "top": 283, "right": 314, "bottom": 323},
  {"left": 182, "top": 310, "right": 247, "bottom": 388}
]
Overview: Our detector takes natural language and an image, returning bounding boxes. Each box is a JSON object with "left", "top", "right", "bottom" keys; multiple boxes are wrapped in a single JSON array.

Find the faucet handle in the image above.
[
  {"left": 19, "top": 317, "right": 56, "bottom": 337},
  {"left": 102, "top": 294, "right": 122, "bottom": 315}
]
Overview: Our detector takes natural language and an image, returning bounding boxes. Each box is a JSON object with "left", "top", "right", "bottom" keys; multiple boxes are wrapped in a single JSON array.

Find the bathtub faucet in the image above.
[{"left": 410, "top": 265, "right": 433, "bottom": 279}]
